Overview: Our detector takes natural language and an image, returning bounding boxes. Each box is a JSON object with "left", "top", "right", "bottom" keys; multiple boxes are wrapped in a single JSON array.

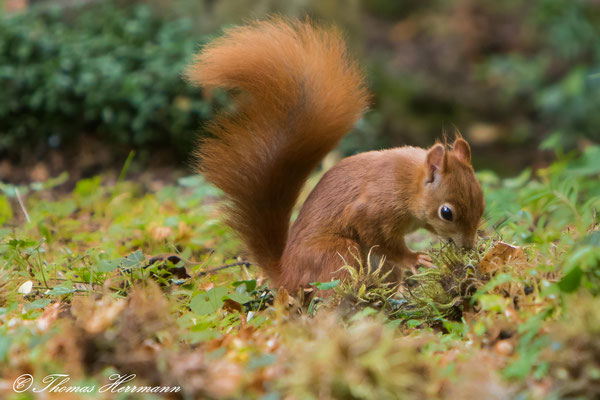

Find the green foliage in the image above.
[
  {"left": 359, "top": 0, "right": 600, "bottom": 163},
  {"left": 482, "top": 145, "right": 600, "bottom": 294},
  {"left": 1, "top": 0, "right": 598, "bottom": 169},
  {"left": 0, "top": 2, "right": 213, "bottom": 155},
  {"left": 0, "top": 195, "right": 12, "bottom": 225}
]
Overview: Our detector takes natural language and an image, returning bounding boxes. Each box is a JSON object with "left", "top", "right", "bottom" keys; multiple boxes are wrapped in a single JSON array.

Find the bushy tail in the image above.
[{"left": 186, "top": 18, "right": 368, "bottom": 282}]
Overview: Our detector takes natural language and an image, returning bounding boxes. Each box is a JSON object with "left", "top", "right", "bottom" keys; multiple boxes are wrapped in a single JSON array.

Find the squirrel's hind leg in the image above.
[{"left": 278, "top": 236, "right": 363, "bottom": 293}]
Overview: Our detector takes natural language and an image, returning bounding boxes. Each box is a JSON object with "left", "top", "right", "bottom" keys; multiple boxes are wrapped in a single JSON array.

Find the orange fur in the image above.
[
  {"left": 186, "top": 19, "right": 369, "bottom": 284},
  {"left": 186, "top": 19, "right": 484, "bottom": 291}
]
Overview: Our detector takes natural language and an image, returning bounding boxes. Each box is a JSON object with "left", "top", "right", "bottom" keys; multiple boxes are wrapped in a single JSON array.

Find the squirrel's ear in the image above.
[
  {"left": 425, "top": 144, "right": 445, "bottom": 183},
  {"left": 453, "top": 138, "right": 471, "bottom": 164}
]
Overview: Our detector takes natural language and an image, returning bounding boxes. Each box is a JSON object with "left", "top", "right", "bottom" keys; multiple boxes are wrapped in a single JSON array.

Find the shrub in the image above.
[{"left": 0, "top": 2, "right": 213, "bottom": 157}]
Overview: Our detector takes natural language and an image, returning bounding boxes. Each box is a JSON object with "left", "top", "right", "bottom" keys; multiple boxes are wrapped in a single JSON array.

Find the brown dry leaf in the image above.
[
  {"left": 442, "top": 351, "right": 514, "bottom": 400},
  {"left": 437, "top": 348, "right": 460, "bottom": 368},
  {"left": 71, "top": 297, "right": 126, "bottom": 334},
  {"left": 177, "top": 221, "right": 192, "bottom": 241},
  {"left": 468, "top": 123, "right": 501, "bottom": 145},
  {"left": 203, "top": 238, "right": 217, "bottom": 248},
  {"left": 36, "top": 302, "right": 62, "bottom": 332},
  {"left": 149, "top": 224, "right": 173, "bottom": 241},
  {"left": 206, "top": 361, "right": 244, "bottom": 398},
  {"left": 169, "top": 352, "right": 243, "bottom": 399},
  {"left": 44, "top": 321, "right": 85, "bottom": 377},
  {"left": 223, "top": 299, "right": 242, "bottom": 313},
  {"left": 479, "top": 242, "right": 525, "bottom": 274},
  {"left": 30, "top": 162, "right": 49, "bottom": 182},
  {"left": 274, "top": 287, "right": 290, "bottom": 308}
]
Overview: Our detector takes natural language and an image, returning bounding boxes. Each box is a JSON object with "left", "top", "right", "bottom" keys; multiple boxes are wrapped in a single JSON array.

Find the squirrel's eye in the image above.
[{"left": 439, "top": 205, "right": 453, "bottom": 221}]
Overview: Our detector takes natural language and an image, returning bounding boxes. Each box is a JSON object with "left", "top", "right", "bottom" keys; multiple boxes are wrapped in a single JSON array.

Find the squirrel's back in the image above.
[{"left": 186, "top": 19, "right": 369, "bottom": 282}]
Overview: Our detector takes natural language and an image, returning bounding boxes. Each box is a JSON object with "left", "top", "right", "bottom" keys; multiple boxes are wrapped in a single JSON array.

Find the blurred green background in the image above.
[{"left": 1, "top": 0, "right": 599, "bottom": 181}]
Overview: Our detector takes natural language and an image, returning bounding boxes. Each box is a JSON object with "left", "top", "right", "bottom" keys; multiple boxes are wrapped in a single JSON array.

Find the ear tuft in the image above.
[
  {"left": 425, "top": 144, "right": 445, "bottom": 183},
  {"left": 453, "top": 138, "right": 471, "bottom": 164}
]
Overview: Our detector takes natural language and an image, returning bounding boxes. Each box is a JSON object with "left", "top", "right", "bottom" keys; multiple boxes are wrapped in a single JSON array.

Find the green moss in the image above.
[{"left": 393, "top": 239, "right": 494, "bottom": 323}]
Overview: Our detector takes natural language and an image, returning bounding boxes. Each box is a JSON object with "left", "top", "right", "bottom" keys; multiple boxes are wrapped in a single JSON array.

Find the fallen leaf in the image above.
[
  {"left": 150, "top": 225, "right": 173, "bottom": 241},
  {"left": 478, "top": 242, "right": 525, "bottom": 274},
  {"left": 71, "top": 298, "right": 127, "bottom": 334},
  {"left": 177, "top": 221, "right": 192, "bottom": 241},
  {"left": 223, "top": 299, "right": 242, "bottom": 313},
  {"left": 274, "top": 287, "right": 290, "bottom": 308},
  {"left": 36, "top": 302, "right": 61, "bottom": 332},
  {"left": 17, "top": 280, "right": 33, "bottom": 295},
  {"left": 494, "top": 340, "right": 514, "bottom": 356}
]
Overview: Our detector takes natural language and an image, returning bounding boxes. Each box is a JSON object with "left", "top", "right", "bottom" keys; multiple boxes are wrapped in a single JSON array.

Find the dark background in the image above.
[{"left": 1, "top": 0, "right": 599, "bottom": 183}]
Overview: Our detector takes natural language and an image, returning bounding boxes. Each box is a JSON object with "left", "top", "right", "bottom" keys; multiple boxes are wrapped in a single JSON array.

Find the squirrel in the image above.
[{"left": 185, "top": 18, "right": 485, "bottom": 292}]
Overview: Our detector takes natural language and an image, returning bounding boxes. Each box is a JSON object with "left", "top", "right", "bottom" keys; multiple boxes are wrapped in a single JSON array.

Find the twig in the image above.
[
  {"left": 32, "top": 286, "right": 104, "bottom": 295},
  {"left": 15, "top": 188, "right": 30, "bottom": 223},
  {"left": 198, "top": 261, "right": 251, "bottom": 277}
]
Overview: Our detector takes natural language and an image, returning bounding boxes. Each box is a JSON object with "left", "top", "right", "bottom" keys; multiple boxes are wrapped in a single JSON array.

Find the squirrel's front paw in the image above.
[
  {"left": 416, "top": 253, "right": 433, "bottom": 268},
  {"left": 405, "top": 252, "right": 433, "bottom": 274}
]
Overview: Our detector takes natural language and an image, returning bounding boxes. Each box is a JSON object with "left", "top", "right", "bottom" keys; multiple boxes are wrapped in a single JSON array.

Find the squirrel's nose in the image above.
[
  {"left": 450, "top": 237, "right": 474, "bottom": 249},
  {"left": 461, "top": 234, "right": 476, "bottom": 250}
]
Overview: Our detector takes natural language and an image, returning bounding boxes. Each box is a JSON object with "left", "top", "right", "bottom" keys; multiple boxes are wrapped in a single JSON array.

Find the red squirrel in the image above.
[{"left": 186, "top": 19, "right": 485, "bottom": 291}]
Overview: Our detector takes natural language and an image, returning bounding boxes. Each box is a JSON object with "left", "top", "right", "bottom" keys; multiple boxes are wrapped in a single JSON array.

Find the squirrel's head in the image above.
[{"left": 419, "top": 137, "right": 484, "bottom": 249}]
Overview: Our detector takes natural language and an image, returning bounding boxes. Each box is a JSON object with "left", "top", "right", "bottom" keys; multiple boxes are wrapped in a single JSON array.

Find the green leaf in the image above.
[
  {"left": 472, "top": 273, "right": 514, "bottom": 302},
  {"left": 225, "top": 291, "right": 252, "bottom": 305},
  {"left": 25, "top": 299, "right": 52, "bottom": 312},
  {"left": 47, "top": 282, "right": 75, "bottom": 296},
  {"left": 120, "top": 250, "right": 145, "bottom": 269},
  {"left": 190, "top": 296, "right": 217, "bottom": 315},
  {"left": 310, "top": 279, "right": 340, "bottom": 291},
  {"left": 233, "top": 280, "right": 257, "bottom": 292},
  {"left": 348, "top": 307, "right": 378, "bottom": 322},
  {"left": 7, "top": 239, "right": 37, "bottom": 249},
  {"left": 503, "top": 169, "right": 531, "bottom": 189},
  {"left": 30, "top": 172, "right": 69, "bottom": 191},
  {"left": 190, "top": 287, "right": 228, "bottom": 315},
  {"left": 558, "top": 266, "right": 582, "bottom": 293},
  {"left": 406, "top": 319, "right": 423, "bottom": 328},
  {"left": 474, "top": 321, "right": 487, "bottom": 336},
  {"left": 97, "top": 259, "right": 119, "bottom": 273},
  {"left": 478, "top": 294, "right": 509, "bottom": 312}
]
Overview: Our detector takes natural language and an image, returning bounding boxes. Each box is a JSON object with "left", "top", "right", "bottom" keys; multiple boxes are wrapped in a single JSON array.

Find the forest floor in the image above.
[{"left": 0, "top": 145, "right": 598, "bottom": 399}]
